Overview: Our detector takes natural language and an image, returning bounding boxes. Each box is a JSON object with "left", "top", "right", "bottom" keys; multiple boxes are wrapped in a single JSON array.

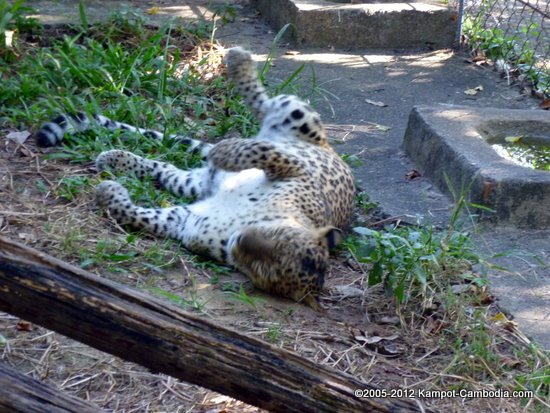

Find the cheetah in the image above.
[{"left": 35, "top": 47, "right": 356, "bottom": 310}]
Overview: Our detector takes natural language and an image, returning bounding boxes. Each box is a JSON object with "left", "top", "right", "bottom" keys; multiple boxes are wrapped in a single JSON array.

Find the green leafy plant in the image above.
[
  {"left": 348, "top": 223, "right": 476, "bottom": 303},
  {"left": 463, "top": 3, "right": 549, "bottom": 96},
  {"left": 516, "top": 365, "right": 550, "bottom": 401},
  {"left": 210, "top": 2, "right": 237, "bottom": 27}
]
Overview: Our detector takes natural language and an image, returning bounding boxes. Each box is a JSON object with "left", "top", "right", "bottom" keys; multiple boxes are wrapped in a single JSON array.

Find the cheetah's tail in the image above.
[{"left": 34, "top": 112, "right": 211, "bottom": 158}]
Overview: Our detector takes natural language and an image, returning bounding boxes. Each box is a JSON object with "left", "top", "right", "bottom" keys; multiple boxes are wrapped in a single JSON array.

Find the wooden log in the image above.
[
  {"left": 0, "top": 236, "right": 428, "bottom": 413},
  {"left": 0, "top": 361, "right": 105, "bottom": 413}
]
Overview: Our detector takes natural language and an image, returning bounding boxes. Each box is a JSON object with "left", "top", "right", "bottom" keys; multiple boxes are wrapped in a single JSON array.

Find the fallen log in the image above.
[
  {"left": 0, "top": 236, "right": 428, "bottom": 412},
  {"left": 0, "top": 361, "right": 105, "bottom": 413}
]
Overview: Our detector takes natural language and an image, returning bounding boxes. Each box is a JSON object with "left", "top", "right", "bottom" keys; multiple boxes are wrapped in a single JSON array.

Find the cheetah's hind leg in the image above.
[
  {"left": 95, "top": 180, "right": 228, "bottom": 262},
  {"left": 224, "top": 47, "right": 271, "bottom": 121},
  {"left": 96, "top": 150, "right": 212, "bottom": 199}
]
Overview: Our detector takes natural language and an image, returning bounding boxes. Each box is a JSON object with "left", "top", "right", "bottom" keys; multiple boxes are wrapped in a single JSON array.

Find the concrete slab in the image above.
[
  {"left": 252, "top": 0, "right": 458, "bottom": 49},
  {"left": 403, "top": 105, "right": 550, "bottom": 228},
  {"left": 27, "top": 0, "right": 220, "bottom": 26}
]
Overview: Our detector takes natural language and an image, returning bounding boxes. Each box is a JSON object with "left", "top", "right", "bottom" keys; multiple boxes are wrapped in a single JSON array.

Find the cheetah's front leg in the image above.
[
  {"left": 96, "top": 150, "right": 210, "bottom": 199},
  {"left": 208, "top": 139, "right": 305, "bottom": 180}
]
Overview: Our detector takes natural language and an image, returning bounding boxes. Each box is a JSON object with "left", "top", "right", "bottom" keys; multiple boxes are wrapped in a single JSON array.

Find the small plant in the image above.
[
  {"left": 348, "top": 223, "right": 477, "bottom": 303},
  {"left": 346, "top": 175, "right": 485, "bottom": 304},
  {"left": 224, "top": 283, "right": 263, "bottom": 309},
  {"left": 356, "top": 191, "right": 379, "bottom": 214},
  {"left": 78, "top": 234, "right": 181, "bottom": 274},
  {"left": 194, "top": 259, "right": 232, "bottom": 275},
  {"left": 516, "top": 365, "right": 550, "bottom": 401},
  {"left": 56, "top": 176, "right": 90, "bottom": 201},
  {"left": 341, "top": 153, "right": 363, "bottom": 167},
  {"left": 210, "top": 2, "right": 237, "bottom": 27},
  {"left": 266, "top": 324, "right": 282, "bottom": 343},
  {"left": 463, "top": 3, "right": 549, "bottom": 96},
  {"left": 148, "top": 285, "right": 208, "bottom": 312}
]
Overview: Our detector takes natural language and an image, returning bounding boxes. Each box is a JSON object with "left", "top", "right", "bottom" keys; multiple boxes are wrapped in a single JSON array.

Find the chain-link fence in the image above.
[{"left": 459, "top": 0, "right": 549, "bottom": 98}]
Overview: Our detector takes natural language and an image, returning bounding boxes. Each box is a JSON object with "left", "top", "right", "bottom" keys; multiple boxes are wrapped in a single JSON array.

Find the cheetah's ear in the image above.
[
  {"left": 316, "top": 226, "right": 343, "bottom": 250},
  {"left": 234, "top": 228, "right": 276, "bottom": 262}
]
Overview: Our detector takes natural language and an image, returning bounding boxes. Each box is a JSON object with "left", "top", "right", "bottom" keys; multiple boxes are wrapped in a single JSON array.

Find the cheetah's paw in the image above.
[
  {"left": 224, "top": 47, "right": 253, "bottom": 75},
  {"left": 96, "top": 150, "right": 146, "bottom": 175},
  {"left": 95, "top": 180, "right": 130, "bottom": 209}
]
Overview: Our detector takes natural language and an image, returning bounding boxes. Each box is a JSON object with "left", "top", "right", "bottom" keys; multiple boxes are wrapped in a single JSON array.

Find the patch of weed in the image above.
[
  {"left": 224, "top": 283, "right": 263, "bottom": 309},
  {"left": 148, "top": 285, "right": 208, "bottom": 312},
  {"left": 463, "top": 4, "right": 549, "bottom": 96}
]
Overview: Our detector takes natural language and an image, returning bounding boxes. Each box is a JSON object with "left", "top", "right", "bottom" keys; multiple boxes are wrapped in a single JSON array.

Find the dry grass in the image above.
[{"left": 1, "top": 32, "right": 549, "bottom": 413}]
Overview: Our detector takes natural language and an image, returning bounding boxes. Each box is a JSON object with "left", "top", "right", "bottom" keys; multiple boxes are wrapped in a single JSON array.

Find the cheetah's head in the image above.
[{"left": 230, "top": 226, "right": 343, "bottom": 311}]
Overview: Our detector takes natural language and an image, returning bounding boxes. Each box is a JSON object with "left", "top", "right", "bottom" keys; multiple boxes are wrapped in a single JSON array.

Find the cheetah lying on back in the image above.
[{"left": 35, "top": 47, "right": 356, "bottom": 310}]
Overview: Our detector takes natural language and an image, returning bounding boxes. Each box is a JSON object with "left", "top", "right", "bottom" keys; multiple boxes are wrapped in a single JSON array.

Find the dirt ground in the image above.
[{"left": 1, "top": 1, "right": 548, "bottom": 412}]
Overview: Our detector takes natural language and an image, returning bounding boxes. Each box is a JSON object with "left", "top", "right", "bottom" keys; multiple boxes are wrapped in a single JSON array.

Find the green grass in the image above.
[
  {"left": 0, "top": 4, "right": 255, "bottom": 280},
  {"left": 0, "top": 5, "right": 256, "bottom": 141}
]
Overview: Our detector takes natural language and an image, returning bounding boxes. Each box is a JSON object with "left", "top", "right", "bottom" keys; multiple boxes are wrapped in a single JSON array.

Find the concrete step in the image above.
[{"left": 252, "top": 0, "right": 458, "bottom": 49}]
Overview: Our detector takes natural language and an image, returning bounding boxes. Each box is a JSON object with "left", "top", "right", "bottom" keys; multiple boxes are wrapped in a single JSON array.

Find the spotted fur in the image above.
[
  {"left": 36, "top": 47, "right": 356, "bottom": 310},
  {"left": 35, "top": 112, "right": 211, "bottom": 159}
]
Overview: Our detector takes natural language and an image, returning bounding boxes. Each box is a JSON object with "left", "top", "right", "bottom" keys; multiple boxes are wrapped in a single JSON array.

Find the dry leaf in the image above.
[
  {"left": 479, "top": 289, "right": 495, "bottom": 304},
  {"left": 491, "top": 312, "right": 518, "bottom": 331},
  {"left": 423, "top": 316, "right": 445, "bottom": 335},
  {"left": 378, "top": 315, "right": 400, "bottom": 325},
  {"left": 491, "top": 312, "right": 508, "bottom": 323},
  {"left": 19, "top": 146, "right": 35, "bottom": 158},
  {"left": 331, "top": 285, "right": 364, "bottom": 298},
  {"left": 372, "top": 123, "right": 391, "bottom": 132},
  {"left": 355, "top": 332, "right": 399, "bottom": 344},
  {"left": 6, "top": 130, "right": 31, "bottom": 144},
  {"left": 464, "top": 85, "right": 484, "bottom": 96},
  {"left": 4, "top": 30, "right": 14, "bottom": 48},
  {"left": 451, "top": 284, "right": 471, "bottom": 294},
  {"left": 378, "top": 342, "right": 401, "bottom": 356},
  {"left": 16, "top": 320, "right": 33, "bottom": 331},
  {"left": 284, "top": 51, "right": 300, "bottom": 56},
  {"left": 365, "top": 99, "right": 388, "bottom": 107},
  {"left": 405, "top": 169, "right": 421, "bottom": 180},
  {"left": 146, "top": 7, "right": 160, "bottom": 14},
  {"left": 501, "top": 357, "right": 522, "bottom": 368},
  {"left": 504, "top": 136, "right": 522, "bottom": 143},
  {"left": 471, "top": 53, "right": 487, "bottom": 63},
  {"left": 355, "top": 335, "right": 383, "bottom": 344},
  {"left": 18, "top": 232, "right": 36, "bottom": 242},
  {"left": 482, "top": 180, "right": 495, "bottom": 202},
  {"left": 209, "top": 395, "right": 232, "bottom": 404},
  {"left": 540, "top": 99, "right": 550, "bottom": 110}
]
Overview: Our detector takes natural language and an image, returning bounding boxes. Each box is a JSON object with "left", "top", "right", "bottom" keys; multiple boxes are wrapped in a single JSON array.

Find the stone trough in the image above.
[
  {"left": 251, "top": 0, "right": 458, "bottom": 49},
  {"left": 403, "top": 105, "right": 550, "bottom": 228}
]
